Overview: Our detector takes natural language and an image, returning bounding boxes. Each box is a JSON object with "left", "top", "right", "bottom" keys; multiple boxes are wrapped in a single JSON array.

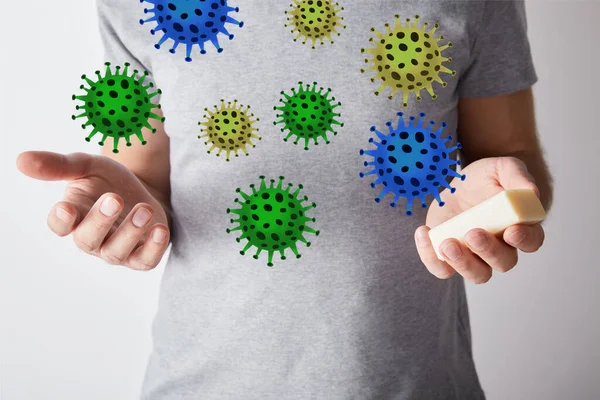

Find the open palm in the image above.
[{"left": 18, "top": 152, "right": 170, "bottom": 270}]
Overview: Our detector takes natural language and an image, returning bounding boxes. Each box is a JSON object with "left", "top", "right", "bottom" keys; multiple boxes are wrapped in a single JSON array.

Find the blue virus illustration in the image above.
[
  {"left": 359, "top": 112, "right": 466, "bottom": 216},
  {"left": 139, "top": 0, "right": 244, "bottom": 62}
]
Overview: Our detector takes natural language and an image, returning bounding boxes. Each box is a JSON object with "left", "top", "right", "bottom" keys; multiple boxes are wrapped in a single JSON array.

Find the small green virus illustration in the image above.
[
  {"left": 361, "top": 15, "right": 456, "bottom": 107},
  {"left": 285, "top": 0, "right": 345, "bottom": 48},
  {"left": 274, "top": 82, "right": 343, "bottom": 150},
  {"left": 198, "top": 100, "right": 261, "bottom": 161},
  {"left": 227, "top": 176, "right": 320, "bottom": 267},
  {"left": 72, "top": 62, "right": 164, "bottom": 153}
]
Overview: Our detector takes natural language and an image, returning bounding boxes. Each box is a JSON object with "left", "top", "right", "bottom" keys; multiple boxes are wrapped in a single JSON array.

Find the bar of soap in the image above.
[{"left": 428, "top": 189, "right": 546, "bottom": 260}]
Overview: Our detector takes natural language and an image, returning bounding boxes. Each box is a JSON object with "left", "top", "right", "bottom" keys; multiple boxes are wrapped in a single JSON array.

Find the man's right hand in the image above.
[{"left": 17, "top": 151, "right": 170, "bottom": 270}]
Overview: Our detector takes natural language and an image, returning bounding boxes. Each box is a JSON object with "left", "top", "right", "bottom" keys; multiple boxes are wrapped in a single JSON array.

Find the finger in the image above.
[
  {"left": 496, "top": 157, "right": 540, "bottom": 197},
  {"left": 17, "top": 151, "right": 91, "bottom": 182},
  {"left": 72, "top": 193, "right": 123, "bottom": 253},
  {"left": 465, "top": 229, "right": 518, "bottom": 273},
  {"left": 439, "top": 239, "right": 493, "bottom": 284},
  {"left": 47, "top": 201, "right": 80, "bottom": 237},
  {"left": 126, "top": 225, "right": 170, "bottom": 271},
  {"left": 415, "top": 226, "right": 456, "bottom": 279},
  {"left": 100, "top": 204, "right": 154, "bottom": 265},
  {"left": 504, "top": 223, "right": 545, "bottom": 253}
]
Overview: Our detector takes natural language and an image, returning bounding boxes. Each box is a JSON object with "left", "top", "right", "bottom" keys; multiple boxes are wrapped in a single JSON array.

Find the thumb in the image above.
[{"left": 16, "top": 151, "right": 92, "bottom": 181}]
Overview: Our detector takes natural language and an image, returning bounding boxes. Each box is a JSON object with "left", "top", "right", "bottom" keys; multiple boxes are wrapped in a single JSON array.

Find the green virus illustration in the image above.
[
  {"left": 227, "top": 176, "right": 320, "bottom": 267},
  {"left": 72, "top": 62, "right": 164, "bottom": 153},
  {"left": 285, "top": 0, "right": 345, "bottom": 48},
  {"left": 198, "top": 100, "right": 261, "bottom": 161},
  {"left": 274, "top": 82, "right": 343, "bottom": 150},
  {"left": 361, "top": 15, "right": 456, "bottom": 107}
]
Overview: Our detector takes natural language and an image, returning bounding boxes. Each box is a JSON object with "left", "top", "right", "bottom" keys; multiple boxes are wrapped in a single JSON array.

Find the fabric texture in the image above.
[{"left": 95, "top": 1, "right": 537, "bottom": 399}]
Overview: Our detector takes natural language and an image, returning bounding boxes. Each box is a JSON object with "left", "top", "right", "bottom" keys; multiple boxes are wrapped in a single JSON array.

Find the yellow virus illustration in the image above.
[
  {"left": 198, "top": 100, "right": 261, "bottom": 161},
  {"left": 361, "top": 15, "right": 456, "bottom": 106},
  {"left": 285, "top": 0, "right": 345, "bottom": 49}
]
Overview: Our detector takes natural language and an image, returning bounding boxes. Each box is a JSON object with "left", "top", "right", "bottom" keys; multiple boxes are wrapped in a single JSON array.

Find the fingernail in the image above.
[
  {"left": 55, "top": 207, "right": 73, "bottom": 222},
  {"left": 508, "top": 230, "right": 527, "bottom": 246},
  {"left": 152, "top": 229, "right": 167, "bottom": 244},
  {"left": 467, "top": 233, "right": 488, "bottom": 251},
  {"left": 415, "top": 228, "right": 429, "bottom": 246},
  {"left": 100, "top": 197, "right": 121, "bottom": 217},
  {"left": 133, "top": 208, "right": 152, "bottom": 228},
  {"left": 442, "top": 243, "right": 463, "bottom": 261}
]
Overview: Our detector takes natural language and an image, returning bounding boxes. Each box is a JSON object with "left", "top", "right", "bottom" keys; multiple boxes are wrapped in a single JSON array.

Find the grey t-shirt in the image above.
[{"left": 96, "top": 1, "right": 537, "bottom": 398}]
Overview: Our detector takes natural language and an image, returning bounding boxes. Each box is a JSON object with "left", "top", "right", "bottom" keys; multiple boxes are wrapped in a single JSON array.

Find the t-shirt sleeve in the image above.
[
  {"left": 458, "top": 0, "right": 538, "bottom": 98},
  {"left": 96, "top": 0, "right": 157, "bottom": 86}
]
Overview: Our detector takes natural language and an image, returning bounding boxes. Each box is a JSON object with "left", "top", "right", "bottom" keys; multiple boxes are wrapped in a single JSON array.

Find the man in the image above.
[{"left": 17, "top": 0, "right": 552, "bottom": 398}]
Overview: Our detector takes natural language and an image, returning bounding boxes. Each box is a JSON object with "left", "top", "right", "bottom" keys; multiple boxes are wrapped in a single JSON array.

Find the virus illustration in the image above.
[
  {"left": 72, "top": 62, "right": 164, "bottom": 153},
  {"left": 274, "top": 82, "right": 343, "bottom": 150},
  {"left": 359, "top": 112, "right": 466, "bottom": 216},
  {"left": 139, "top": 0, "right": 244, "bottom": 62},
  {"left": 198, "top": 100, "right": 261, "bottom": 161},
  {"left": 285, "top": 0, "right": 345, "bottom": 48},
  {"left": 227, "top": 176, "right": 320, "bottom": 267},
  {"left": 361, "top": 15, "right": 456, "bottom": 107}
]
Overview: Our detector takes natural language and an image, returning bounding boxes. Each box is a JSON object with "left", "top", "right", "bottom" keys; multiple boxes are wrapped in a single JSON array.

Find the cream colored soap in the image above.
[{"left": 428, "top": 189, "right": 546, "bottom": 260}]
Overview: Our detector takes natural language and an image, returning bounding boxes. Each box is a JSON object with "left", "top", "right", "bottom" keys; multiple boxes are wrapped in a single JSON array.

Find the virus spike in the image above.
[
  {"left": 406, "top": 197, "right": 414, "bottom": 216},
  {"left": 416, "top": 112, "right": 426, "bottom": 128},
  {"left": 361, "top": 15, "right": 454, "bottom": 105},
  {"left": 360, "top": 113, "right": 465, "bottom": 216},
  {"left": 71, "top": 112, "right": 86, "bottom": 120},
  {"left": 72, "top": 63, "right": 163, "bottom": 153},
  {"left": 140, "top": 0, "right": 243, "bottom": 61},
  {"left": 446, "top": 169, "right": 466, "bottom": 181},
  {"left": 98, "top": 133, "right": 109, "bottom": 146},
  {"left": 303, "top": 226, "right": 319, "bottom": 235},
  {"left": 430, "top": 189, "right": 444, "bottom": 206},
  {"left": 290, "top": 185, "right": 301, "bottom": 200},
  {"left": 239, "top": 241, "right": 252, "bottom": 255},
  {"left": 155, "top": 32, "right": 170, "bottom": 49},
  {"left": 288, "top": 242, "right": 301, "bottom": 259},
  {"left": 227, "top": 176, "right": 319, "bottom": 266},
  {"left": 249, "top": 183, "right": 259, "bottom": 196},
  {"left": 228, "top": 225, "right": 242, "bottom": 235},
  {"left": 81, "top": 75, "right": 95, "bottom": 88},
  {"left": 240, "top": 187, "right": 253, "bottom": 202},
  {"left": 84, "top": 128, "right": 100, "bottom": 142},
  {"left": 259, "top": 176, "right": 267, "bottom": 191},
  {"left": 210, "top": 37, "right": 222, "bottom": 53},
  {"left": 372, "top": 126, "right": 387, "bottom": 142},
  {"left": 274, "top": 82, "right": 343, "bottom": 150},
  {"left": 408, "top": 115, "right": 416, "bottom": 127},
  {"left": 276, "top": 176, "right": 285, "bottom": 190},
  {"left": 297, "top": 234, "right": 310, "bottom": 246}
]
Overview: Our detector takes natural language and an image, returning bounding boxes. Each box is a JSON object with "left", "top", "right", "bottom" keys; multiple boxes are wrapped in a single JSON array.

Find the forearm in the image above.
[{"left": 458, "top": 89, "right": 553, "bottom": 211}]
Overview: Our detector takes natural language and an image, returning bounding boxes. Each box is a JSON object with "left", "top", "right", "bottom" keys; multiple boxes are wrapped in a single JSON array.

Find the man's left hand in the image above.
[{"left": 414, "top": 157, "right": 546, "bottom": 284}]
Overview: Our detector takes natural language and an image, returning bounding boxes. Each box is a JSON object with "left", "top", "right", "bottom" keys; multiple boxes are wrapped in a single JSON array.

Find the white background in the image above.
[{"left": 0, "top": 1, "right": 598, "bottom": 399}]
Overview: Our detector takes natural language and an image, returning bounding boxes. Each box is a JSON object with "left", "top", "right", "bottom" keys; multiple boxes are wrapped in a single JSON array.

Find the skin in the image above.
[
  {"left": 16, "top": 88, "right": 552, "bottom": 282},
  {"left": 415, "top": 88, "right": 553, "bottom": 284},
  {"left": 16, "top": 111, "right": 171, "bottom": 271}
]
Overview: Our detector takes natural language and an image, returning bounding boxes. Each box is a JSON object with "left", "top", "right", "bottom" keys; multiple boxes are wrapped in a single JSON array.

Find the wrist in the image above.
[{"left": 137, "top": 176, "right": 173, "bottom": 229}]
